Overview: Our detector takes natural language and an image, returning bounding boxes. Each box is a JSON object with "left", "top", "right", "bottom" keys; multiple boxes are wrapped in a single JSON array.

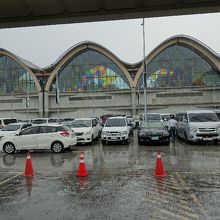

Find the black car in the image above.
[{"left": 138, "top": 121, "right": 170, "bottom": 145}]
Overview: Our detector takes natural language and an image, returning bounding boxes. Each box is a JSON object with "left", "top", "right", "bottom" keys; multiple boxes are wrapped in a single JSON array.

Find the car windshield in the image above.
[
  {"left": 32, "top": 119, "right": 47, "bottom": 124},
  {"left": 146, "top": 114, "right": 161, "bottom": 121},
  {"left": 1, "top": 124, "right": 21, "bottom": 131},
  {"left": 105, "top": 118, "right": 126, "bottom": 127},
  {"left": 71, "top": 120, "right": 91, "bottom": 128},
  {"left": 141, "top": 121, "right": 164, "bottom": 129},
  {"left": 161, "top": 114, "right": 170, "bottom": 120},
  {"left": 189, "top": 113, "right": 219, "bottom": 122}
]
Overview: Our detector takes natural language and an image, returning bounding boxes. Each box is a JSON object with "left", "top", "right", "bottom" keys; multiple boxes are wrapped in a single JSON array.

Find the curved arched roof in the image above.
[
  {"left": 0, "top": 48, "right": 41, "bottom": 91},
  {"left": 45, "top": 41, "right": 134, "bottom": 91},
  {"left": 134, "top": 34, "right": 220, "bottom": 87},
  {"left": 1, "top": 34, "right": 220, "bottom": 93}
]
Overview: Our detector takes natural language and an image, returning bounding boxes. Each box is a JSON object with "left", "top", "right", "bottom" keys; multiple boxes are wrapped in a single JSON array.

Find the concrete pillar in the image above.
[
  {"left": 44, "top": 92, "right": 49, "bottom": 118},
  {"left": 38, "top": 92, "right": 43, "bottom": 117},
  {"left": 131, "top": 88, "right": 136, "bottom": 116}
]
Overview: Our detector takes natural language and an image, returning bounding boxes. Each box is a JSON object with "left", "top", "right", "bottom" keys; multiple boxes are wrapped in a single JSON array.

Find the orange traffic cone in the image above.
[
  {"left": 154, "top": 151, "right": 166, "bottom": 177},
  {"left": 76, "top": 151, "right": 88, "bottom": 177},
  {"left": 24, "top": 152, "right": 35, "bottom": 177}
]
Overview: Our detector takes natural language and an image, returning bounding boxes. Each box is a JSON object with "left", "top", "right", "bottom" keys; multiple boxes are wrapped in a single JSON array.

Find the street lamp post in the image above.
[
  {"left": 213, "top": 83, "right": 217, "bottom": 109},
  {"left": 56, "top": 73, "right": 60, "bottom": 120},
  {"left": 142, "top": 18, "right": 147, "bottom": 121}
]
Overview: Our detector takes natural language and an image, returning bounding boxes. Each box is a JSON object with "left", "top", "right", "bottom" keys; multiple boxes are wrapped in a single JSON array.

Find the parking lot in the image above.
[{"left": 0, "top": 134, "right": 220, "bottom": 220}]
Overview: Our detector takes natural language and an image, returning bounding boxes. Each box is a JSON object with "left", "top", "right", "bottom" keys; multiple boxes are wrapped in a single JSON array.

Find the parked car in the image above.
[
  {"left": 70, "top": 118, "right": 100, "bottom": 144},
  {"left": 0, "top": 118, "right": 17, "bottom": 129},
  {"left": 31, "top": 118, "right": 58, "bottom": 124},
  {"left": 0, "top": 123, "right": 32, "bottom": 140},
  {"left": 101, "top": 116, "right": 131, "bottom": 145},
  {"left": 176, "top": 110, "right": 220, "bottom": 144},
  {"left": 138, "top": 121, "right": 170, "bottom": 145},
  {"left": 0, "top": 124, "right": 76, "bottom": 154}
]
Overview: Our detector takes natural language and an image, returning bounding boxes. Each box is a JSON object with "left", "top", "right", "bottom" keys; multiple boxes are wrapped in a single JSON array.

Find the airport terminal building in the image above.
[{"left": 0, "top": 35, "right": 220, "bottom": 119}]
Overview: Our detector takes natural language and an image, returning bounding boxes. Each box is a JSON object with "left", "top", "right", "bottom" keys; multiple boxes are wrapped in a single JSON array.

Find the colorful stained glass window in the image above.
[
  {"left": 137, "top": 45, "right": 220, "bottom": 88},
  {"left": 0, "top": 55, "right": 37, "bottom": 94},
  {"left": 51, "top": 49, "right": 130, "bottom": 92}
]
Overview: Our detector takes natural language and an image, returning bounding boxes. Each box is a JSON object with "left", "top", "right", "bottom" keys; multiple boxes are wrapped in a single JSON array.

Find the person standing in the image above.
[{"left": 167, "top": 114, "right": 177, "bottom": 142}]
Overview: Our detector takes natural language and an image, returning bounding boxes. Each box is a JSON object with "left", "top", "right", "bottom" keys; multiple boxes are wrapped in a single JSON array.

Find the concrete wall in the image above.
[{"left": 0, "top": 86, "right": 219, "bottom": 119}]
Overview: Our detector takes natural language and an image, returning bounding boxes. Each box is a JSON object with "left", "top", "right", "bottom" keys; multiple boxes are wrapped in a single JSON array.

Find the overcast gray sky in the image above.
[{"left": 0, "top": 12, "right": 220, "bottom": 68}]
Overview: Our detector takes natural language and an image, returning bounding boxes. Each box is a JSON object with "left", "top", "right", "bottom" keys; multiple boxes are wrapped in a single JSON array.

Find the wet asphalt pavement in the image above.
[{"left": 0, "top": 134, "right": 220, "bottom": 220}]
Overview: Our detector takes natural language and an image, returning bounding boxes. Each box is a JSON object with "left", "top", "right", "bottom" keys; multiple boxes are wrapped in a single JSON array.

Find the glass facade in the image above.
[
  {"left": 137, "top": 45, "right": 220, "bottom": 88},
  {"left": 51, "top": 49, "right": 130, "bottom": 92},
  {"left": 0, "top": 55, "right": 37, "bottom": 94}
]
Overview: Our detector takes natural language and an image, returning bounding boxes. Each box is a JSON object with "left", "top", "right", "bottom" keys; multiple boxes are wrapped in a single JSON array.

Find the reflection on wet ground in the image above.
[{"left": 0, "top": 137, "right": 220, "bottom": 219}]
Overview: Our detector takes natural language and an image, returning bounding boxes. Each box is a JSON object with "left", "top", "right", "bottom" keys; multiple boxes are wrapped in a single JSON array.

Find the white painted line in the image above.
[{"left": 0, "top": 172, "right": 22, "bottom": 186}]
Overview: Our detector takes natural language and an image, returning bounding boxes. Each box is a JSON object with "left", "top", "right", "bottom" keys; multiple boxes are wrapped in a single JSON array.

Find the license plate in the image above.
[
  {"left": 151, "top": 136, "right": 159, "bottom": 140},
  {"left": 111, "top": 137, "right": 117, "bottom": 140},
  {"left": 203, "top": 138, "right": 212, "bottom": 140}
]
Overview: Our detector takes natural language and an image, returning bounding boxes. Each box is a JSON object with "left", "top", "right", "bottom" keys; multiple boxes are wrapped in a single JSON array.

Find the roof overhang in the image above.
[{"left": 1, "top": 0, "right": 220, "bottom": 28}]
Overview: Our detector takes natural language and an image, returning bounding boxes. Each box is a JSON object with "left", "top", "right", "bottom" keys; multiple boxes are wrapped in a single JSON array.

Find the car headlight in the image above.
[
  {"left": 122, "top": 131, "right": 128, "bottom": 135},
  {"left": 189, "top": 127, "right": 197, "bottom": 132},
  {"left": 102, "top": 131, "right": 108, "bottom": 136},
  {"left": 85, "top": 130, "right": 91, "bottom": 135},
  {"left": 217, "top": 126, "right": 220, "bottom": 132}
]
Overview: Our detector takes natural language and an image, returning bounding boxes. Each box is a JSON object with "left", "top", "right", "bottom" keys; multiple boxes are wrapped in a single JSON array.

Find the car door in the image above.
[
  {"left": 37, "top": 126, "right": 57, "bottom": 149},
  {"left": 14, "top": 126, "right": 39, "bottom": 150}
]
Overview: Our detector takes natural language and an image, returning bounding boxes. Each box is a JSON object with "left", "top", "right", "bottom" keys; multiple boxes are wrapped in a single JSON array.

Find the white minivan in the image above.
[{"left": 176, "top": 110, "right": 220, "bottom": 144}]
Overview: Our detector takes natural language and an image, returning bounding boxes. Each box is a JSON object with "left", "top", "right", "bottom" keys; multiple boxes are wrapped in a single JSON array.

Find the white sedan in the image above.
[
  {"left": 0, "top": 124, "right": 77, "bottom": 154},
  {"left": 70, "top": 118, "right": 100, "bottom": 144}
]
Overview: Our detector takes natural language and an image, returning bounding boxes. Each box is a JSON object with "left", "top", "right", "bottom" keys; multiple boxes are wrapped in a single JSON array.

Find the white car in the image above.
[
  {"left": 70, "top": 118, "right": 100, "bottom": 144},
  {"left": 0, "top": 124, "right": 77, "bottom": 154},
  {"left": 101, "top": 116, "right": 131, "bottom": 145},
  {"left": 0, "top": 123, "right": 32, "bottom": 140}
]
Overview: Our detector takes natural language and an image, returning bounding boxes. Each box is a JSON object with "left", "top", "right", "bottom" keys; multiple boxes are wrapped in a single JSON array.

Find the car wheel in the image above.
[
  {"left": 3, "top": 142, "right": 16, "bottom": 154},
  {"left": 51, "top": 141, "right": 64, "bottom": 153},
  {"left": 102, "top": 140, "right": 106, "bottom": 145}
]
